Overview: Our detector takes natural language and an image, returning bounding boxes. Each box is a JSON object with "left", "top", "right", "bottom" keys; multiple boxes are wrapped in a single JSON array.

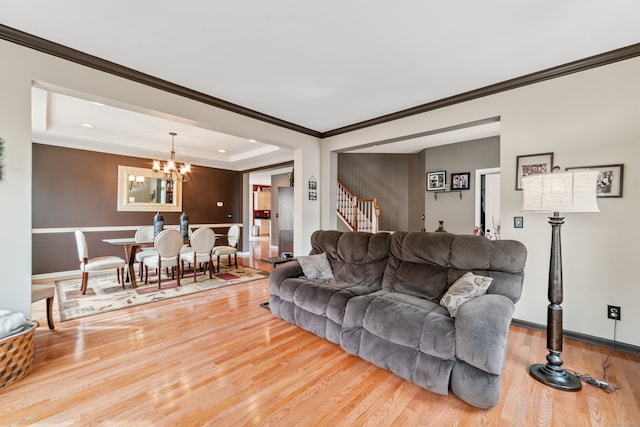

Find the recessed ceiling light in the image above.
[
  {"left": 81, "top": 123, "right": 95, "bottom": 128},
  {"left": 89, "top": 101, "right": 105, "bottom": 107},
  {"left": 249, "top": 139, "right": 257, "bottom": 143},
  {"left": 218, "top": 149, "right": 226, "bottom": 153}
]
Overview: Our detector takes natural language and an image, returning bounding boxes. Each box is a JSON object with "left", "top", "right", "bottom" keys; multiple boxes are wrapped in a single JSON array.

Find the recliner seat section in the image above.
[
  {"left": 341, "top": 231, "right": 526, "bottom": 408},
  {"left": 268, "top": 230, "right": 527, "bottom": 409},
  {"left": 269, "top": 230, "right": 390, "bottom": 343}
]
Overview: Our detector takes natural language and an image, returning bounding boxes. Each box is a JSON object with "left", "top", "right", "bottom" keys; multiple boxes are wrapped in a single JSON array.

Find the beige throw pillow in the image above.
[
  {"left": 440, "top": 272, "right": 493, "bottom": 317},
  {"left": 297, "top": 252, "right": 334, "bottom": 280}
]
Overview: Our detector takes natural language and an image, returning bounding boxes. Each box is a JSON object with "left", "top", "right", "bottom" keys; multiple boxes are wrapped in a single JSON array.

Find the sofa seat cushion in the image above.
[
  {"left": 281, "top": 277, "right": 379, "bottom": 323},
  {"left": 279, "top": 277, "right": 312, "bottom": 303},
  {"left": 361, "top": 292, "right": 455, "bottom": 361},
  {"left": 294, "top": 280, "right": 375, "bottom": 315}
]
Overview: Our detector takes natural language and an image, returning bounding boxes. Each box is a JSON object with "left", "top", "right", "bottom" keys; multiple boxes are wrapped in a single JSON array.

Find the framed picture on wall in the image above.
[
  {"left": 515, "top": 152, "right": 554, "bottom": 190},
  {"left": 426, "top": 171, "right": 446, "bottom": 191},
  {"left": 451, "top": 172, "right": 470, "bottom": 190},
  {"left": 566, "top": 164, "right": 624, "bottom": 197}
]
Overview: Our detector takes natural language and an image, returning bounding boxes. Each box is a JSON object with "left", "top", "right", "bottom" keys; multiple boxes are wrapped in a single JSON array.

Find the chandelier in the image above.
[{"left": 152, "top": 132, "right": 191, "bottom": 182}]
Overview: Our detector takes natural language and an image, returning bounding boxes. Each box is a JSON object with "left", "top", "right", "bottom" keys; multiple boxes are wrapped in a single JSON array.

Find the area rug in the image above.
[{"left": 55, "top": 265, "right": 269, "bottom": 322}]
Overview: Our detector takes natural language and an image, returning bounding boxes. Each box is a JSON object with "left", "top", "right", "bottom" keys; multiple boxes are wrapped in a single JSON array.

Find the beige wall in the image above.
[
  {"left": 322, "top": 57, "right": 640, "bottom": 347},
  {"left": 0, "top": 39, "right": 320, "bottom": 316}
]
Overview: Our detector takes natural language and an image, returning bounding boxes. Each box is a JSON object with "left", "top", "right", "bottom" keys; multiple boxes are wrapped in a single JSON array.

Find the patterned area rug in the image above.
[{"left": 55, "top": 265, "right": 269, "bottom": 322}]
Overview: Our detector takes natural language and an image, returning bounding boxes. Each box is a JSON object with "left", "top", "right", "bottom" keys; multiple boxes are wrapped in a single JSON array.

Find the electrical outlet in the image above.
[{"left": 607, "top": 305, "right": 621, "bottom": 320}]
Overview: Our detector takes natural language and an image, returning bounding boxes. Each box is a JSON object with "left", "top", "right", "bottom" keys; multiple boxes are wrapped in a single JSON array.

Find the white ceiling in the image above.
[
  {"left": 30, "top": 87, "right": 293, "bottom": 171},
  {"left": 2, "top": 1, "right": 639, "bottom": 168}
]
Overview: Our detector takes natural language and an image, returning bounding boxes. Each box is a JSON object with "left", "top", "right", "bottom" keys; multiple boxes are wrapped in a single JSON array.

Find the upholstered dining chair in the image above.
[
  {"left": 143, "top": 229, "right": 183, "bottom": 288},
  {"left": 31, "top": 283, "right": 55, "bottom": 330},
  {"left": 212, "top": 224, "right": 240, "bottom": 272},
  {"left": 74, "top": 230, "right": 126, "bottom": 295},
  {"left": 134, "top": 225, "right": 157, "bottom": 280},
  {"left": 181, "top": 227, "right": 216, "bottom": 282}
]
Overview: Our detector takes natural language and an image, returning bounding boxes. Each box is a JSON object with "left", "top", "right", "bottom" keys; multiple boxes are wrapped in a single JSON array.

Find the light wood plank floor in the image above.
[{"left": 4, "top": 237, "right": 639, "bottom": 426}]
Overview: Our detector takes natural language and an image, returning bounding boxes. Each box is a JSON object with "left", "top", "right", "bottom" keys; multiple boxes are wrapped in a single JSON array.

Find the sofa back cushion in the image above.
[
  {"left": 449, "top": 234, "right": 527, "bottom": 303},
  {"left": 310, "top": 230, "right": 390, "bottom": 289},
  {"left": 383, "top": 232, "right": 527, "bottom": 303},
  {"left": 382, "top": 232, "right": 454, "bottom": 300}
]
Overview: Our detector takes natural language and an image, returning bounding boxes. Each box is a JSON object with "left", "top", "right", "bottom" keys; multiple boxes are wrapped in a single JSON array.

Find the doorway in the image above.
[{"left": 475, "top": 167, "right": 501, "bottom": 239}]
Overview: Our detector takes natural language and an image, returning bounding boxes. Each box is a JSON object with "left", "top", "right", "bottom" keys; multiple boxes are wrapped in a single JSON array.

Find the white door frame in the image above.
[{"left": 474, "top": 167, "right": 500, "bottom": 230}]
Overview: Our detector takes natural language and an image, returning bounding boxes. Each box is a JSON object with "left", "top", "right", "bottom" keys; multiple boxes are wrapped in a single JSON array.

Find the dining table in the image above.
[
  {"left": 102, "top": 238, "right": 152, "bottom": 288},
  {"left": 103, "top": 233, "right": 227, "bottom": 288}
]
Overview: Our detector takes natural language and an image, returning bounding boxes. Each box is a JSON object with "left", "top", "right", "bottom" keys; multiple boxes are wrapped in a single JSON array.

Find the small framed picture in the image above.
[
  {"left": 426, "top": 171, "right": 446, "bottom": 191},
  {"left": 308, "top": 191, "right": 317, "bottom": 201},
  {"left": 514, "top": 216, "right": 524, "bottom": 228},
  {"left": 516, "top": 152, "right": 554, "bottom": 190},
  {"left": 566, "top": 164, "right": 624, "bottom": 198},
  {"left": 451, "top": 172, "right": 470, "bottom": 190}
]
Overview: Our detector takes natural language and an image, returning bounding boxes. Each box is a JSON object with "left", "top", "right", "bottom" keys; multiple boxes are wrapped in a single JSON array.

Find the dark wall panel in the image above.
[
  {"left": 338, "top": 153, "right": 410, "bottom": 231},
  {"left": 32, "top": 144, "right": 242, "bottom": 274}
]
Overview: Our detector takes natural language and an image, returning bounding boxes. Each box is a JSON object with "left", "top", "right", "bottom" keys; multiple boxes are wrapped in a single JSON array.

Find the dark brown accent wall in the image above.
[
  {"left": 338, "top": 153, "right": 411, "bottom": 232},
  {"left": 32, "top": 144, "right": 242, "bottom": 274}
]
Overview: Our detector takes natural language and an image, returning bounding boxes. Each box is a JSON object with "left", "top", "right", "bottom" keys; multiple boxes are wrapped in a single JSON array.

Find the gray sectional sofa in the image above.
[{"left": 268, "top": 230, "right": 527, "bottom": 408}]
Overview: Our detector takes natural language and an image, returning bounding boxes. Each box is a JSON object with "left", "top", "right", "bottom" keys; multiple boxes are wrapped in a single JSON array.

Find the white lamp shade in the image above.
[{"left": 522, "top": 170, "right": 600, "bottom": 213}]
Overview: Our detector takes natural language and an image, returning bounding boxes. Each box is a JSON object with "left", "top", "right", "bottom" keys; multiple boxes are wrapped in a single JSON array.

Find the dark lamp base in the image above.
[{"left": 529, "top": 363, "right": 582, "bottom": 391}]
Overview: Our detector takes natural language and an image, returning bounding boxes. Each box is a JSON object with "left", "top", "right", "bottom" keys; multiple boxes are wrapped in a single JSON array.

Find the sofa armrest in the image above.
[
  {"left": 454, "top": 294, "right": 515, "bottom": 376},
  {"left": 268, "top": 261, "right": 304, "bottom": 296}
]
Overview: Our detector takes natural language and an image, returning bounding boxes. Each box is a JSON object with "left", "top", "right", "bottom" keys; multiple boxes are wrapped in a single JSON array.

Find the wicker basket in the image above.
[{"left": 0, "top": 321, "right": 37, "bottom": 390}]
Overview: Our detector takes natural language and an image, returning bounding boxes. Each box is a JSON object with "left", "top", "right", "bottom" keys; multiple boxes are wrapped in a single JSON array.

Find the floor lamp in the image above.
[{"left": 521, "top": 169, "right": 600, "bottom": 391}]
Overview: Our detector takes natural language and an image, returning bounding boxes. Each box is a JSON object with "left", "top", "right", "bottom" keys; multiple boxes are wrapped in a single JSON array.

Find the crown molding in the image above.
[
  {"left": 322, "top": 43, "right": 640, "bottom": 137},
  {"left": 0, "top": 23, "right": 322, "bottom": 138},
  {"left": 2, "top": 23, "right": 639, "bottom": 139}
]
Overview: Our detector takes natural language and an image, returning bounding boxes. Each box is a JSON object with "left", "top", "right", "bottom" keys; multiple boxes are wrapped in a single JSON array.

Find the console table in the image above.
[{"left": 260, "top": 256, "right": 296, "bottom": 268}]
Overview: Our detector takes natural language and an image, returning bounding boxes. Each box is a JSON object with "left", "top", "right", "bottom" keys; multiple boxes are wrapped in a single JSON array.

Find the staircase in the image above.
[{"left": 337, "top": 181, "right": 380, "bottom": 233}]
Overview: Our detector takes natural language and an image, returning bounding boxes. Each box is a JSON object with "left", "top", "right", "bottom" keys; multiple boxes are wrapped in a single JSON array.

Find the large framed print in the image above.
[
  {"left": 515, "top": 152, "right": 554, "bottom": 190},
  {"left": 426, "top": 171, "right": 446, "bottom": 191},
  {"left": 566, "top": 164, "right": 624, "bottom": 198}
]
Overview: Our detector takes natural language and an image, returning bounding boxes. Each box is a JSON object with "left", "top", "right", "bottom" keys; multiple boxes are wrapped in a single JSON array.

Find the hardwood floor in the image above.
[{"left": 4, "top": 236, "right": 639, "bottom": 426}]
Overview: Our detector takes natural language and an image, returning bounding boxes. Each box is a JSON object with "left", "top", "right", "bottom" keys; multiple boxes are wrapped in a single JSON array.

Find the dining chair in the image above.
[
  {"left": 143, "top": 229, "right": 183, "bottom": 288},
  {"left": 181, "top": 228, "right": 216, "bottom": 282},
  {"left": 212, "top": 224, "right": 240, "bottom": 272},
  {"left": 74, "top": 230, "right": 126, "bottom": 295},
  {"left": 31, "top": 283, "right": 55, "bottom": 330},
  {"left": 134, "top": 225, "right": 157, "bottom": 280}
]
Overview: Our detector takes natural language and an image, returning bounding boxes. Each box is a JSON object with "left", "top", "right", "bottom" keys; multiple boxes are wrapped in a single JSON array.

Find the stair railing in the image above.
[{"left": 337, "top": 181, "right": 380, "bottom": 233}]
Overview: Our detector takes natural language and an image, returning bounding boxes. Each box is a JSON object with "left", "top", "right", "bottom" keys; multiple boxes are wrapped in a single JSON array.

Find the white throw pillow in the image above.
[
  {"left": 297, "top": 252, "right": 334, "bottom": 280},
  {"left": 440, "top": 272, "right": 493, "bottom": 317}
]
